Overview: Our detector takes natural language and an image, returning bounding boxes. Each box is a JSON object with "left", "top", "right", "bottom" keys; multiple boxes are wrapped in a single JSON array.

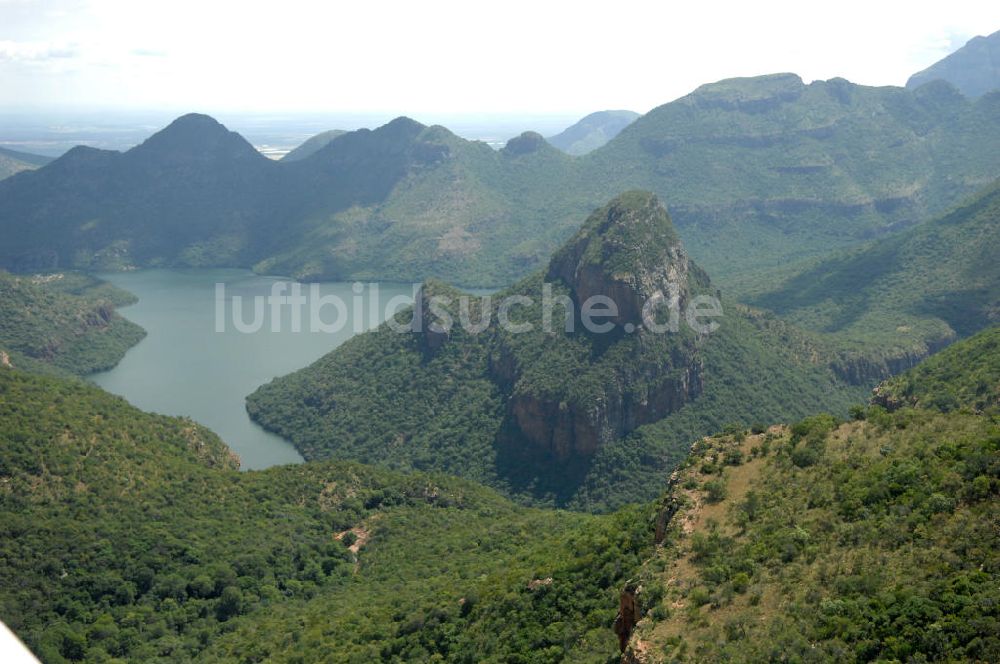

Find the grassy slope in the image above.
[
  {"left": 743, "top": 181, "right": 1000, "bottom": 366},
  {"left": 0, "top": 366, "right": 653, "bottom": 663},
  {"left": 0, "top": 271, "right": 144, "bottom": 376},
  {"left": 625, "top": 327, "right": 1000, "bottom": 662}
]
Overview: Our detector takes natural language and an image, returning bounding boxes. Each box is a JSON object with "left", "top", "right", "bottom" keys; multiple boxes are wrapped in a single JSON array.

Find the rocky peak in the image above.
[
  {"left": 502, "top": 131, "right": 548, "bottom": 156},
  {"left": 546, "top": 190, "right": 699, "bottom": 328}
]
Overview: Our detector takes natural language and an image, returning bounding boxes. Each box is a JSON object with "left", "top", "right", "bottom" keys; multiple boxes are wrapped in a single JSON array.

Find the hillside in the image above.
[
  {"left": 547, "top": 110, "right": 640, "bottom": 155},
  {"left": 582, "top": 74, "right": 1000, "bottom": 282},
  {"left": 0, "top": 271, "right": 144, "bottom": 376},
  {"left": 746, "top": 181, "right": 1000, "bottom": 381},
  {"left": 1, "top": 74, "right": 998, "bottom": 287},
  {"left": 247, "top": 192, "right": 866, "bottom": 511},
  {"left": 907, "top": 29, "right": 1000, "bottom": 98},
  {"left": 0, "top": 365, "right": 653, "bottom": 662},
  {"left": 280, "top": 129, "right": 346, "bottom": 162},
  {"left": 872, "top": 325, "right": 1000, "bottom": 414},
  {"left": 0, "top": 146, "right": 52, "bottom": 181},
  {"left": 620, "top": 327, "right": 1000, "bottom": 662}
]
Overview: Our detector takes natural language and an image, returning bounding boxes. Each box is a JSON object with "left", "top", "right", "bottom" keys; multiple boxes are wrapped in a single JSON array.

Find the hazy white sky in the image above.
[{"left": 1, "top": 0, "right": 998, "bottom": 114}]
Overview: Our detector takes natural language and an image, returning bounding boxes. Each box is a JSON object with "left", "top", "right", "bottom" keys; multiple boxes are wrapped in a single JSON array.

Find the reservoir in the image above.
[{"left": 90, "top": 269, "right": 415, "bottom": 469}]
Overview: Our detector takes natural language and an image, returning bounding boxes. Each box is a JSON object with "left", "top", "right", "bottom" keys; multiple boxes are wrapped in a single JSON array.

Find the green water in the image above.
[{"left": 90, "top": 269, "right": 415, "bottom": 470}]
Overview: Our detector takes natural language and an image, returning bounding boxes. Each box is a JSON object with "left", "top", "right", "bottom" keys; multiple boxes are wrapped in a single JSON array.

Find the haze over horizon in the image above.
[{"left": 1, "top": 0, "right": 998, "bottom": 116}]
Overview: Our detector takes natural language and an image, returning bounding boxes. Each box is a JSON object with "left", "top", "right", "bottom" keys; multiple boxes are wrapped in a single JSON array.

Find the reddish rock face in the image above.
[
  {"left": 613, "top": 583, "right": 640, "bottom": 653},
  {"left": 493, "top": 193, "right": 709, "bottom": 462},
  {"left": 504, "top": 360, "right": 703, "bottom": 462}
]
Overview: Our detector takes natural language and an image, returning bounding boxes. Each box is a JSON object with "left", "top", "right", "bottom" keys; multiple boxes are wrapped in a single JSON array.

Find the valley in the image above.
[{"left": 1, "top": 16, "right": 999, "bottom": 663}]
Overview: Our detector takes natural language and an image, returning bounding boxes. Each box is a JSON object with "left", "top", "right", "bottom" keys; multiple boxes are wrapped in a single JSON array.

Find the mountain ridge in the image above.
[
  {"left": 907, "top": 29, "right": 1000, "bottom": 98},
  {"left": 1, "top": 73, "right": 998, "bottom": 288}
]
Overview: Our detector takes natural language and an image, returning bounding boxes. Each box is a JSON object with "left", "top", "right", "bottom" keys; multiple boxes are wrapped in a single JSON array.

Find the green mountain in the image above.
[
  {"left": 746, "top": 181, "right": 1000, "bottom": 381},
  {"left": 546, "top": 110, "right": 640, "bottom": 155},
  {"left": 0, "top": 114, "right": 278, "bottom": 272},
  {"left": 0, "top": 271, "right": 144, "bottom": 376},
  {"left": 247, "top": 192, "right": 866, "bottom": 511},
  {"left": 280, "top": 129, "right": 347, "bottom": 162},
  {"left": 0, "top": 146, "right": 52, "bottom": 181},
  {"left": 620, "top": 327, "right": 1000, "bottom": 662},
  {"left": 907, "top": 29, "right": 1000, "bottom": 98},
  {"left": 0, "top": 365, "right": 653, "bottom": 662},
  {"left": 872, "top": 325, "right": 1000, "bottom": 413},
  {"left": 1, "top": 74, "right": 998, "bottom": 287},
  {"left": 581, "top": 74, "right": 1000, "bottom": 282}
]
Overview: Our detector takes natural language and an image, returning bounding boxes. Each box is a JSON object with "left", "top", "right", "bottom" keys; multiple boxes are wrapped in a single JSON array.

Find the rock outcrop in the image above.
[
  {"left": 546, "top": 191, "right": 700, "bottom": 328},
  {"left": 494, "top": 192, "right": 710, "bottom": 462},
  {"left": 613, "top": 582, "right": 640, "bottom": 653}
]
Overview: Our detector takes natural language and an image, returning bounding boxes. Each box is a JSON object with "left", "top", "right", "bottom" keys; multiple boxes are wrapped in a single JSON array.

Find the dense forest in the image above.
[
  {"left": 0, "top": 271, "right": 144, "bottom": 376},
  {"left": 0, "top": 366, "right": 654, "bottom": 662},
  {"left": 0, "top": 30, "right": 998, "bottom": 664}
]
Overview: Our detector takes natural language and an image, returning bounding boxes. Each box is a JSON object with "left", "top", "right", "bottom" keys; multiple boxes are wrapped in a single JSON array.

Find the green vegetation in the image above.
[
  {"left": 873, "top": 325, "right": 1000, "bottom": 413},
  {"left": 627, "top": 330, "right": 1000, "bottom": 661},
  {"left": 745, "top": 181, "right": 1000, "bottom": 380},
  {"left": 0, "top": 271, "right": 144, "bottom": 376},
  {"left": 2, "top": 75, "right": 998, "bottom": 288},
  {"left": 248, "top": 193, "right": 866, "bottom": 511},
  {"left": 0, "top": 366, "right": 652, "bottom": 662}
]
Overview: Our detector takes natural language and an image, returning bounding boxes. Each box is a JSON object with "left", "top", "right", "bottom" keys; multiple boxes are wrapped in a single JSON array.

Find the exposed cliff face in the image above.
[
  {"left": 830, "top": 334, "right": 955, "bottom": 385},
  {"left": 494, "top": 192, "right": 709, "bottom": 462},
  {"left": 547, "top": 191, "right": 696, "bottom": 328},
  {"left": 499, "top": 343, "right": 704, "bottom": 461},
  {"left": 613, "top": 582, "right": 640, "bottom": 653}
]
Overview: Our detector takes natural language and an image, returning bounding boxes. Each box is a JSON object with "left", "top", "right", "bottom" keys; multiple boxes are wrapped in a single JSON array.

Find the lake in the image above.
[{"left": 90, "top": 269, "right": 416, "bottom": 470}]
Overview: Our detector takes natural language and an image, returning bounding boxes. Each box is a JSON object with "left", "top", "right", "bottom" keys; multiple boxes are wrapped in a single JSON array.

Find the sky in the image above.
[{"left": 1, "top": 0, "right": 998, "bottom": 115}]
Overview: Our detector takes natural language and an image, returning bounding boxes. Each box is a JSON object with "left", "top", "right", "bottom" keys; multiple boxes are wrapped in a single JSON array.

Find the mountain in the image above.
[
  {"left": 546, "top": 110, "right": 640, "bottom": 155},
  {"left": 0, "top": 271, "right": 144, "bottom": 376},
  {"left": 746, "top": 180, "right": 1000, "bottom": 381},
  {"left": 280, "top": 128, "right": 347, "bottom": 162},
  {"left": 0, "top": 113, "right": 278, "bottom": 272},
  {"left": 907, "top": 29, "right": 1000, "bottom": 98},
  {"left": 619, "top": 326, "right": 1000, "bottom": 662},
  {"left": 1, "top": 75, "right": 998, "bottom": 287},
  {"left": 582, "top": 74, "right": 1000, "bottom": 282},
  {"left": 0, "top": 365, "right": 653, "bottom": 662},
  {"left": 872, "top": 325, "right": 1000, "bottom": 413},
  {"left": 0, "top": 146, "right": 52, "bottom": 181},
  {"left": 247, "top": 192, "right": 867, "bottom": 511}
]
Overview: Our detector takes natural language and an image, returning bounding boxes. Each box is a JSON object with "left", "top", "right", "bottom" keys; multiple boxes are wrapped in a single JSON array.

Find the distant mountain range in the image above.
[
  {"left": 0, "top": 146, "right": 52, "bottom": 181},
  {"left": 907, "top": 29, "right": 1000, "bottom": 98},
  {"left": 546, "top": 110, "right": 640, "bottom": 155},
  {"left": 1, "top": 74, "right": 998, "bottom": 289},
  {"left": 280, "top": 129, "right": 347, "bottom": 162}
]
